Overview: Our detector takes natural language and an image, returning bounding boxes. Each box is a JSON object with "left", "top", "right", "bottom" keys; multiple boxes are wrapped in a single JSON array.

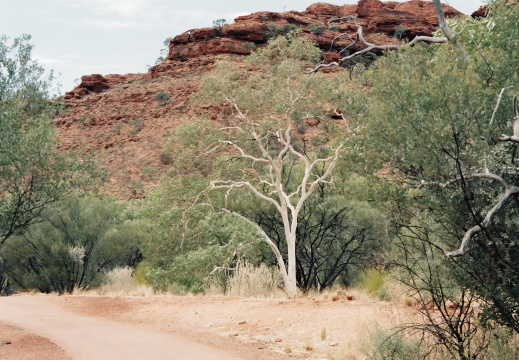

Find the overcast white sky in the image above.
[{"left": 1, "top": 0, "right": 484, "bottom": 94}]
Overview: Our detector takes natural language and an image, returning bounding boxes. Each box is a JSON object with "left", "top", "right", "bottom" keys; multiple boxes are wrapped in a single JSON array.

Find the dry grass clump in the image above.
[
  {"left": 379, "top": 277, "right": 419, "bottom": 307},
  {"left": 303, "top": 338, "right": 314, "bottom": 351},
  {"left": 98, "top": 267, "right": 155, "bottom": 297},
  {"left": 226, "top": 262, "right": 285, "bottom": 298}
]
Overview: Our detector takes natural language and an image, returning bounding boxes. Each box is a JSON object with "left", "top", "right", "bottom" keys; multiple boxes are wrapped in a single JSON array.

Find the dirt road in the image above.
[
  {"left": 0, "top": 295, "right": 250, "bottom": 360},
  {"left": 0, "top": 293, "right": 420, "bottom": 359}
]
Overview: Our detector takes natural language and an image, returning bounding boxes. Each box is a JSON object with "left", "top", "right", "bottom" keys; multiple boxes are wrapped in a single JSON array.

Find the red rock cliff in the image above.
[{"left": 166, "top": 0, "right": 461, "bottom": 63}]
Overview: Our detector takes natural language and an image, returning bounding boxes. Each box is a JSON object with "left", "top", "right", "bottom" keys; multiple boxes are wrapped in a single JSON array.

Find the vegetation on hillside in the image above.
[{"left": 2, "top": 0, "right": 519, "bottom": 357}]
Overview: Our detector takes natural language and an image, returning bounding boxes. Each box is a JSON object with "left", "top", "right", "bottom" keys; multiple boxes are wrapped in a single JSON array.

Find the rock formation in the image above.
[
  {"left": 56, "top": 0, "right": 462, "bottom": 198},
  {"left": 165, "top": 0, "right": 461, "bottom": 64}
]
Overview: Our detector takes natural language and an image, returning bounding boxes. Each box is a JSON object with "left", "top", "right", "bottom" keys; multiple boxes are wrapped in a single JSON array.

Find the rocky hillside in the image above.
[{"left": 55, "top": 0, "right": 463, "bottom": 199}]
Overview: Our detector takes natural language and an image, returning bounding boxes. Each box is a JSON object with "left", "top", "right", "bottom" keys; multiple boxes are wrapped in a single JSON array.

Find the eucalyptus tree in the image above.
[
  {"left": 0, "top": 34, "right": 98, "bottom": 246},
  {"left": 193, "top": 32, "right": 348, "bottom": 297},
  {"left": 350, "top": 0, "right": 519, "bottom": 331}
]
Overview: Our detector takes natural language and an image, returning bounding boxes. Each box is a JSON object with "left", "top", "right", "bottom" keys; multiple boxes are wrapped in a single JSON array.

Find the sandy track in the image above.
[
  {"left": 0, "top": 293, "right": 420, "bottom": 359},
  {"left": 0, "top": 295, "right": 250, "bottom": 360}
]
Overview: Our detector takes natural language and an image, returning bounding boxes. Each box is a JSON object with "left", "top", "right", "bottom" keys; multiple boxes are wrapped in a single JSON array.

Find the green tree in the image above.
[
  {"left": 0, "top": 196, "right": 145, "bottom": 294},
  {"left": 0, "top": 34, "right": 98, "bottom": 246},
  {"left": 350, "top": 0, "right": 519, "bottom": 332}
]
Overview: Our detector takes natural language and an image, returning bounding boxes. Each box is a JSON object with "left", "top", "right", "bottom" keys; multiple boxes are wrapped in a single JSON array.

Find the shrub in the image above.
[
  {"left": 279, "top": 23, "right": 297, "bottom": 34},
  {"left": 111, "top": 123, "right": 123, "bottom": 133},
  {"left": 141, "top": 166, "right": 156, "bottom": 179},
  {"left": 0, "top": 197, "right": 144, "bottom": 294},
  {"left": 328, "top": 24, "right": 340, "bottom": 32},
  {"left": 265, "top": 23, "right": 297, "bottom": 40},
  {"left": 154, "top": 91, "right": 170, "bottom": 106},
  {"left": 364, "top": 327, "right": 426, "bottom": 360},
  {"left": 357, "top": 268, "right": 385, "bottom": 297},
  {"left": 129, "top": 117, "right": 145, "bottom": 135},
  {"left": 394, "top": 25, "right": 408, "bottom": 40},
  {"left": 159, "top": 150, "right": 173, "bottom": 165},
  {"left": 308, "top": 24, "right": 326, "bottom": 36},
  {"left": 297, "top": 123, "right": 308, "bottom": 134},
  {"left": 238, "top": 41, "right": 257, "bottom": 52}
]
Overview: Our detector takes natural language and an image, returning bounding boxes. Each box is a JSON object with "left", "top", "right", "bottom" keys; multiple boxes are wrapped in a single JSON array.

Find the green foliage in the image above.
[
  {"left": 0, "top": 34, "right": 99, "bottom": 246},
  {"left": 328, "top": 24, "right": 340, "bottom": 32},
  {"left": 265, "top": 23, "right": 298, "bottom": 40},
  {"left": 279, "top": 23, "right": 297, "bottom": 34},
  {"left": 265, "top": 22, "right": 278, "bottom": 40},
  {"left": 225, "top": 42, "right": 235, "bottom": 50},
  {"left": 142, "top": 209, "right": 270, "bottom": 293},
  {"left": 393, "top": 25, "right": 408, "bottom": 40},
  {"left": 357, "top": 268, "right": 385, "bottom": 296},
  {"left": 348, "top": 1, "right": 519, "bottom": 333},
  {"left": 196, "top": 31, "right": 329, "bottom": 126},
  {"left": 484, "top": 329, "right": 519, "bottom": 360},
  {"left": 237, "top": 41, "right": 256, "bottom": 52},
  {"left": 212, "top": 18, "right": 227, "bottom": 28},
  {"left": 212, "top": 18, "right": 227, "bottom": 35},
  {"left": 159, "top": 150, "right": 173, "bottom": 165},
  {"left": 364, "top": 327, "right": 427, "bottom": 360},
  {"left": 0, "top": 196, "right": 146, "bottom": 294},
  {"left": 308, "top": 24, "right": 326, "bottom": 36},
  {"left": 249, "top": 195, "right": 387, "bottom": 290},
  {"left": 154, "top": 91, "right": 170, "bottom": 105}
]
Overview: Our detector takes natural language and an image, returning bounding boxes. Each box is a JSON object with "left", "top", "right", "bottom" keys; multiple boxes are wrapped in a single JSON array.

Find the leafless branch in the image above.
[
  {"left": 445, "top": 185, "right": 519, "bottom": 258},
  {"left": 420, "top": 173, "right": 519, "bottom": 258},
  {"left": 485, "top": 88, "right": 509, "bottom": 172},
  {"left": 499, "top": 95, "right": 519, "bottom": 144},
  {"left": 306, "top": 0, "right": 452, "bottom": 73}
]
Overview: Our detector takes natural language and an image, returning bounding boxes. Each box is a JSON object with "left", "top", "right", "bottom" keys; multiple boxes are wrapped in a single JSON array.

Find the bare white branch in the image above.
[
  {"left": 419, "top": 173, "right": 510, "bottom": 191},
  {"left": 445, "top": 186, "right": 519, "bottom": 258},
  {"left": 222, "top": 209, "right": 290, "bottom": 287},
  {"left": 499, "top": 95, "right": 519, "bottom": 144},
  {"left": 420, "top": 172, "right": 517, "bottom": 258},
  {"left": 485, "top": 88, "right": 508, "bottom": 172},
  {"left": 307, "top": 0, "right": 454, "bottom": 73}
]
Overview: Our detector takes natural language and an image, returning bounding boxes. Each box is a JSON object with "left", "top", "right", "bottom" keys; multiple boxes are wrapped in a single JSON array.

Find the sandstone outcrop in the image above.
[
  {"left": 56, "top": 0, "right": 463, "bottom": 198},
  {"left": 166, "top": 0, "right": 461, "bottom": 63},
  {"left": 64, "top": 74, "right": 137, "bottom": 100}
]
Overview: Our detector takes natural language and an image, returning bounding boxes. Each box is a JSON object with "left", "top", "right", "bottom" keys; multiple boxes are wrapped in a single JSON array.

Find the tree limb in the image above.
[
  {"left": 444, "top": 186, "right": 519, "bottom": 258},
  {"left": 306, "top": 0, "right": 453, "bottom": 73},
  {"left": 499, "top": 95, "right": 519, "bottom": 144}
]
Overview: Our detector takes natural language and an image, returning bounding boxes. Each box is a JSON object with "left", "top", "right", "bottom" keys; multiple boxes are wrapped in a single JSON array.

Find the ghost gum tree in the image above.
[{"left": 194, "top": 32, "right": 346, "bottom": 297}]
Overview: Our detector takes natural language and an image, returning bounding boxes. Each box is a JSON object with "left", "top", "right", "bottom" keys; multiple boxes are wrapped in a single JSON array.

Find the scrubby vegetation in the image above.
[{"left": 2, "top": 0, "right": 519, "bottom": 357}]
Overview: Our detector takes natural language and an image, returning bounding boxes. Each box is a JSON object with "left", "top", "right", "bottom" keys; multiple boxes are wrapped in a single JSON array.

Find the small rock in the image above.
[
  {"left": 239, "top": 321, "right": 246, "bottom": 325},
  {"left": 231, "top": 332, "right": 239, "bottom": 337},
  {"left": 329, "top": 342, "right": 338, "bottom": 347},
  {"left": 347, "top": 296, "right": 355, "bottom": 301},
  {"left": 275, "top": 338, "right": 283, "bottom": 342}
]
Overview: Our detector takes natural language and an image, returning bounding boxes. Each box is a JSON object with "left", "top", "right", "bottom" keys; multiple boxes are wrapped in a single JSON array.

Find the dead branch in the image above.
[
  {"left": 306, "top": 0, "right": 451, "bottom": 73},
  {"left": 444, "top": 185, "right": 519, "bottom": 258},
  {"left": 499, "top": 95, "right": 519, "bottom": 144},
  {"left": 420, "top": 173, "right": 519, "bottom": 258}
]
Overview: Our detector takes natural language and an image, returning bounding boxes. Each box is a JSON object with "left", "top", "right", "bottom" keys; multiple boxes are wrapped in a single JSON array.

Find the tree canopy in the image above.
[{"left": 0, "top": 34, "right": 99, "bottom": 245}]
